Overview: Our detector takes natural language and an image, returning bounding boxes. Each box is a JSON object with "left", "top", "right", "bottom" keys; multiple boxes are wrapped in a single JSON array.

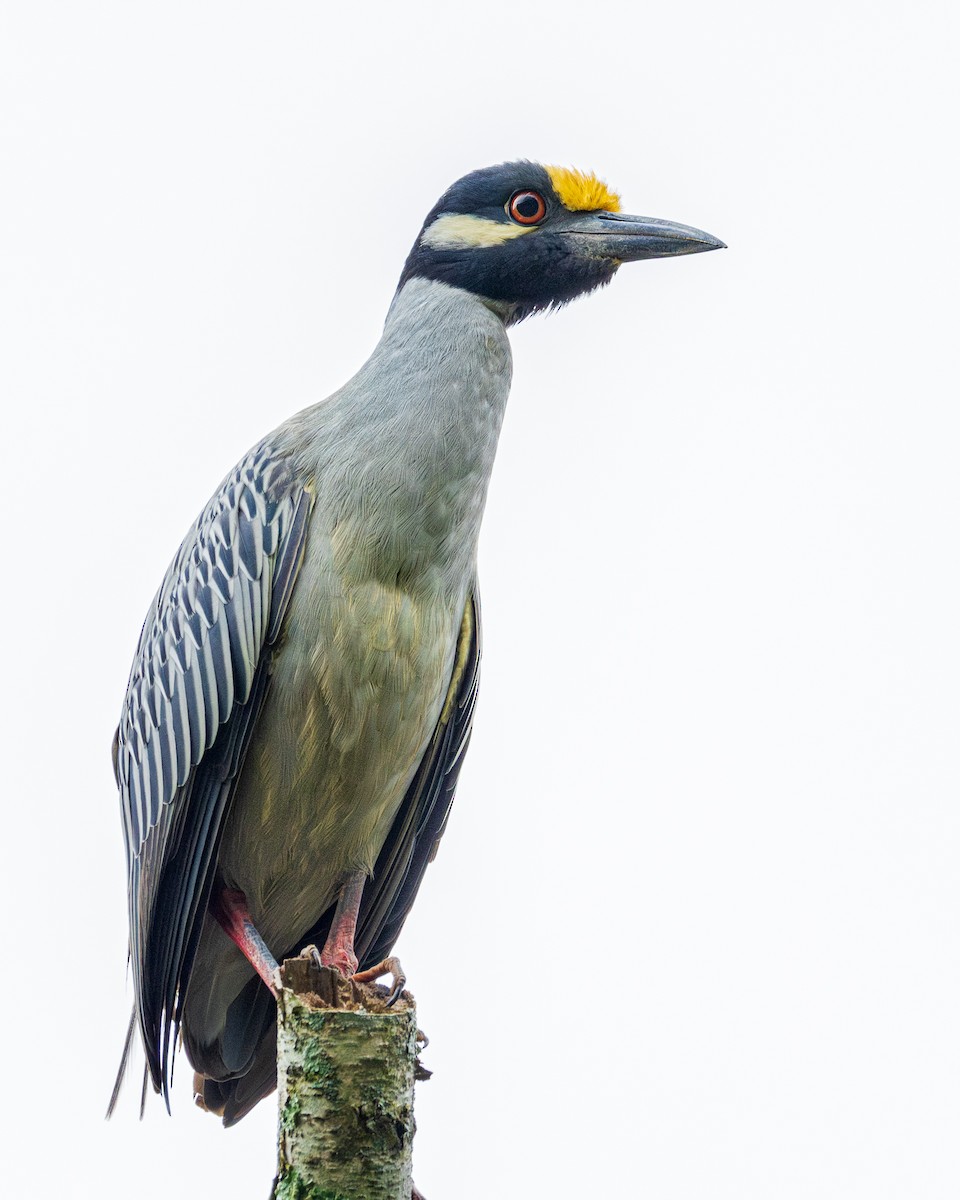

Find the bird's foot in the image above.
[
  {"left": 297, "top": 941, "right": 359, "bottom": 978},
  {"left": 324, "top": 943, "right": 360, "bottom": 978},
  {"left": 292, "top": 947, "right": 407, "bottom": 1006},
  {"left": 352, "top": 955, "right": 406, "bottom": 1006}
]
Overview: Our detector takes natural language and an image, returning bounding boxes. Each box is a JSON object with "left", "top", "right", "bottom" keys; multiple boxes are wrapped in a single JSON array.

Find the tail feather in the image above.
[
  {"left": 193, "top": 1028, "right": 278, "bottom": 1126},
  {"left": 105, "top": 1007, "right": 139, "bottom": 1118},
  {"left": 140, "top": 1062, "right": 151, "bottom": 1118}
]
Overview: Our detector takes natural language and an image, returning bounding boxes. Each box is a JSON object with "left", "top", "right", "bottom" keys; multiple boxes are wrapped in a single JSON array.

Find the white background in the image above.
[{"left": 1, "top": 2, "right": 958, "bottom": 1197}]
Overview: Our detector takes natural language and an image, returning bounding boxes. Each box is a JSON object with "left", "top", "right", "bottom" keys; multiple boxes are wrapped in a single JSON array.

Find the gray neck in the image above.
[{"left": 289, "top": 278, "right": 513, "bottom": 590}]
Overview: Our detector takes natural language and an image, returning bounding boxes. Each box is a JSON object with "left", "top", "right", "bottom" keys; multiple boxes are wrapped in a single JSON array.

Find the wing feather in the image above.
[
  {"left": 114, "top": 440, "right": 312, "bottom": 1103},
  {"left": 267, "top": 489, "right": 311, "bottom": 641}
]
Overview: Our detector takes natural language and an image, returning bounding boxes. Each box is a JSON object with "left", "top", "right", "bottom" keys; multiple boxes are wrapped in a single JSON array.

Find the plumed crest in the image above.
[{"left": 545, "top": 165, "right": 621, "bottom": 213}]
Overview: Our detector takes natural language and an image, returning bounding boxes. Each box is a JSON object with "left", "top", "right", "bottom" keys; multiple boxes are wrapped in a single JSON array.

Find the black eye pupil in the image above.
[{"left": 515, "top": 194, "right": 540, "bottom": 218}]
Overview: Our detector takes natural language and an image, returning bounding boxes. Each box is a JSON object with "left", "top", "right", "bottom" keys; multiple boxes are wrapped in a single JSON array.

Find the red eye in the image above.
[{"left": 507, "top": 190, "right": 547, "bottom": 225}]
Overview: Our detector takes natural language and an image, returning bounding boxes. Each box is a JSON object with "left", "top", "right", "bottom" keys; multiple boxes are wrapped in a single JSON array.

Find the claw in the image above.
[
  {"left": 298, "top": 944, "right": 323, "bottom": 971},
  {"left": 352, "top": 956, "right": 406, "bottom": 1006}
]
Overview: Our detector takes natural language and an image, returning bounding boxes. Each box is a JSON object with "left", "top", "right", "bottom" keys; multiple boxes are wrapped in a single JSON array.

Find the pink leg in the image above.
[
  {"left": 317, "top": 870, "right": 366, "bottom": 976},
  {"left": 304, "top": 872, "right": 406, "bottom": 1005},
  {"left": 211, "top": 886, "right": 280, "bottom": 995}
]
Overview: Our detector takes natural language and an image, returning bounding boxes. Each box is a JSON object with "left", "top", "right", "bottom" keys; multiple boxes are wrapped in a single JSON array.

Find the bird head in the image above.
[{"left": 398, "top": 161, "right": 725, "bottom": 324}]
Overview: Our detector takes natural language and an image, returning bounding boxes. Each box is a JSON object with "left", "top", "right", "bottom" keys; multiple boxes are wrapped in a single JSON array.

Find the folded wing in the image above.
[{"left": 113, "top": 441, "right": 312, "bottom": 1104}]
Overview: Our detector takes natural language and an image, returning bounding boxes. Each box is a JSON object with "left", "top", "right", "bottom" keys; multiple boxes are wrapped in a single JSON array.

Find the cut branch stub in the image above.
[{"left": 273, "top": 958, "right": 419, "bottom": 1200}]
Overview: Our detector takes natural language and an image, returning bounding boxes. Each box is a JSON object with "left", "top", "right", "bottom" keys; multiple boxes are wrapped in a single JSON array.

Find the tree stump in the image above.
[{"left": 272, "top": 957, "right": 421, "bottom": 1200}]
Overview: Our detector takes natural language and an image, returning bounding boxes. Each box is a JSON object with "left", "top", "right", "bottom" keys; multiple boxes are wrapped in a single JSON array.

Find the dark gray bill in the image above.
[{"left": 561, "top": 209, "right": 726, "bottom": 261}]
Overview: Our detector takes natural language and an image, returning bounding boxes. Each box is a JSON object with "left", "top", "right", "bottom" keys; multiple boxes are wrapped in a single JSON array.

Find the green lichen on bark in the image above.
[
  {"left": 273, "top": 1168, "right": 349, "bottom": 1200},
  {"left": 273, "top": 1168, "right": 348, "bottom": 1200},
  {"left": 273, "top": 959, "right": 418, "bottom": 1200}
]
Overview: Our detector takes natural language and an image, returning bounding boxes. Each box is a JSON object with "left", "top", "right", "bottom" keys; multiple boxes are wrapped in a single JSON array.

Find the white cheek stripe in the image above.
[{"left": 421, "top": 213, "right": 535, "bottom": 251}]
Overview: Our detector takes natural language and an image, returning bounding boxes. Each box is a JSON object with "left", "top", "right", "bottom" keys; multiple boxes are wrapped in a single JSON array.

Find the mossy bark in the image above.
[{"left": 273, "top": 959, "right": 419, "bottom": 1200}]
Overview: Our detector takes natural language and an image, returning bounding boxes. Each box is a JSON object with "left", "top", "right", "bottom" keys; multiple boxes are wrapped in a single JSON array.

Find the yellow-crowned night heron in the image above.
[{"left": 110, "top": 162, "right": 724, "bottom": 1123}]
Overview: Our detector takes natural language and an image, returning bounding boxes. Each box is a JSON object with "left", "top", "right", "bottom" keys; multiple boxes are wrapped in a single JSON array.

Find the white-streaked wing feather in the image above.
[{"left": 113, "top": 439, "right": 312, "bottom": 1099}]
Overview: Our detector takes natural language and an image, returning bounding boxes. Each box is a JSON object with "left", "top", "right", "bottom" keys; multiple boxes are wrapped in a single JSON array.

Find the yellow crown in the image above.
[{"left": 545, "top": 166, "right": 621, "bottom": 213}]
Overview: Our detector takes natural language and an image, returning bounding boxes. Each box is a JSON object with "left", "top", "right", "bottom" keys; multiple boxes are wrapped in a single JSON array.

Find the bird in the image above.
[{"left": 109, "top": 160, "right": 724, "bottom": 1124}]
